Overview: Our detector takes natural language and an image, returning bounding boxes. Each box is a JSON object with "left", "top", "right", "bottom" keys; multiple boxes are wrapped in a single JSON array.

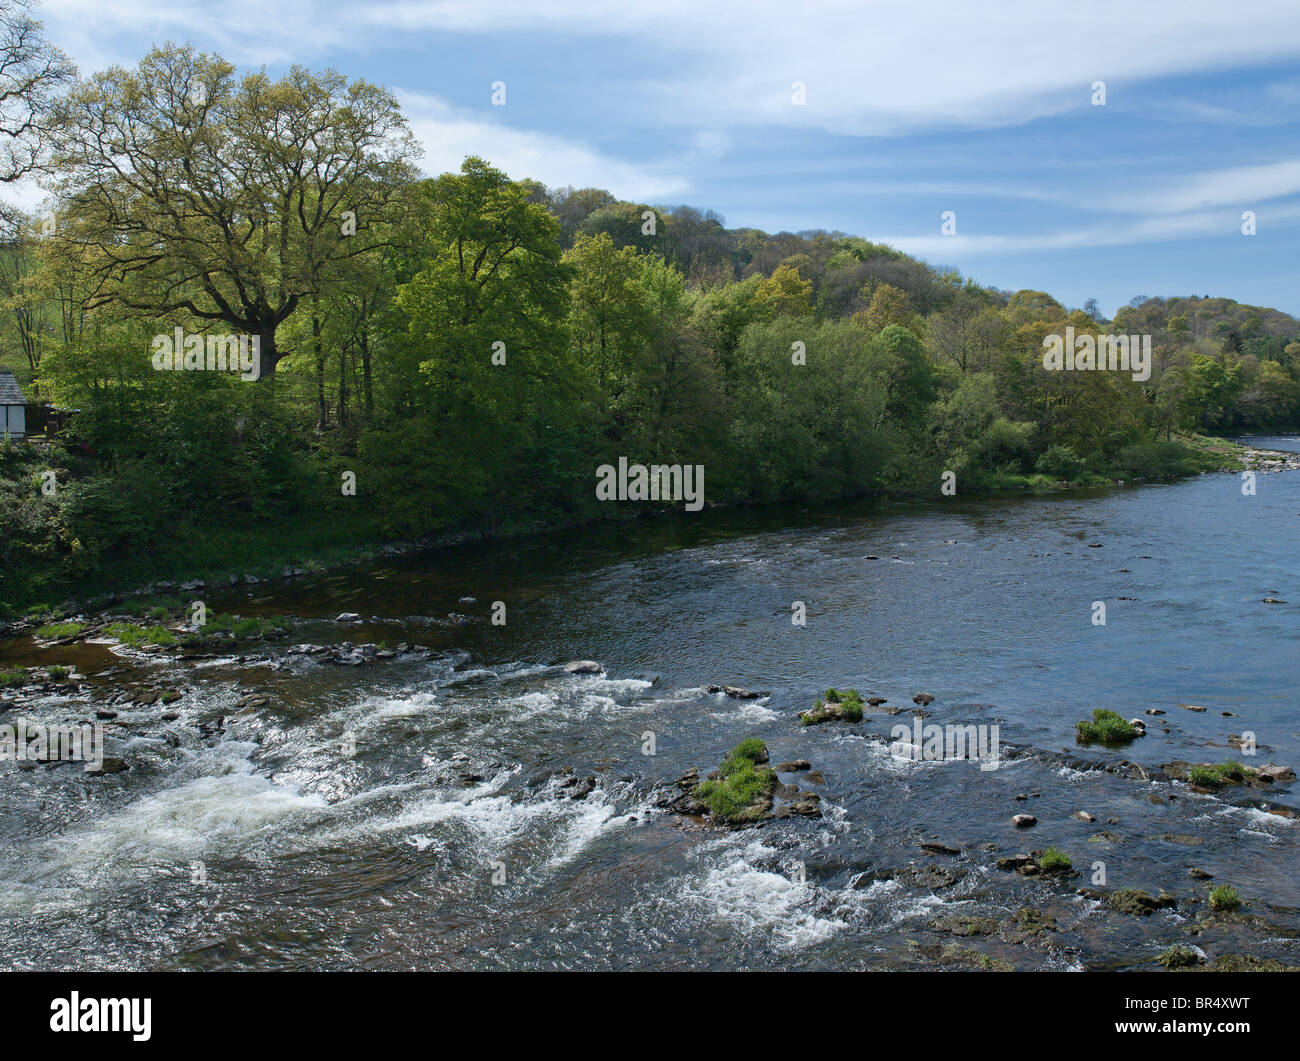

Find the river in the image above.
[{"left": 1, "top": 437, "right": 1297, "bottom": 970}]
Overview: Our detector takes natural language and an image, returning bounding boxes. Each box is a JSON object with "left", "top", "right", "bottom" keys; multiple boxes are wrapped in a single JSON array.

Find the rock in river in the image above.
[{"left": 564, "top": 660, "right": 602, "bottom": 674}]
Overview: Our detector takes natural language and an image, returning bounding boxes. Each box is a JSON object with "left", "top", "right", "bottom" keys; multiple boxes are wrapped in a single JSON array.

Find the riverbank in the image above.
[{"left": 2, "top": 432, "right": 1291, "bottom": 633}]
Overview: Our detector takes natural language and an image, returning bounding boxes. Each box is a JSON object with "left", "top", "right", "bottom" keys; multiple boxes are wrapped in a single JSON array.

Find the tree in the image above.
[
  {"left": 48, "top": 44, "right": 420, "bottom": 379},
  {"left": 564, "top": 231, "right": 647, "bottom": 397},
  {"left": 390, "top": 158, "right": 582, "bottom": 526},
  {"left": 0, "top": 0, "right": 74, "bottom": 183},
  {"left": 753, "top": 263, "right": 812, "bottom": 317},
  {"left": 857, "top": 282, "right": 923, "bottom": 336}
]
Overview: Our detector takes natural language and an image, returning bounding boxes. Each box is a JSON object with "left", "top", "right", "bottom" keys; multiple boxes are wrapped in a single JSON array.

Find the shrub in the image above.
[{"left": 1035, "top": 444, "right": 1084, "bottom": 481}]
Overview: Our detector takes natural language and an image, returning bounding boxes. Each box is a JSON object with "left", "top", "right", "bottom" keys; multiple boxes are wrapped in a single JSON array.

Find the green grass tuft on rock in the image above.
[{"left": 1075, "top": 708, "right": 1140, "bottom": 745}]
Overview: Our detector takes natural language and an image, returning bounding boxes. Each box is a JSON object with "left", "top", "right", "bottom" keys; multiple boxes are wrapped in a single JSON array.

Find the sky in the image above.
[{"left": 27, "top": 0, "right": 1300, "bottom": 317}]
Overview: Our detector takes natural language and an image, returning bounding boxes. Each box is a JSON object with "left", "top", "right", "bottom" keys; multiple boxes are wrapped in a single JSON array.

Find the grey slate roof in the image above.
[{"left": 0, "top": 370, "right": 26, "bottom": 405}]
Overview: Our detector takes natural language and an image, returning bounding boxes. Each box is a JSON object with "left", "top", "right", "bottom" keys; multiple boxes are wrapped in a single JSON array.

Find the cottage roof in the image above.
[{"left": 0, "top": 371, "right": 26, "bottom": 405}]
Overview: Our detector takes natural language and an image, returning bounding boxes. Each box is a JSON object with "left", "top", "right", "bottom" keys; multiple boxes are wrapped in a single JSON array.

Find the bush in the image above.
[
  {"left": 1110, "top": 441, "right": 1197, "bottom": 480},
  {"left": 1035, "top": 444, "right": 1084, "bottom": 481},
  {"left": 1076, "top": 708, "right": 1140, "bottom": 744}
]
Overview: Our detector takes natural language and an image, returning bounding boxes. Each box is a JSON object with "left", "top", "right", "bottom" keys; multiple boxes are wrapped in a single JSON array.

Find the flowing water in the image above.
[{"left": 2, "top": 438, "right": 1298, "bottom": 970}]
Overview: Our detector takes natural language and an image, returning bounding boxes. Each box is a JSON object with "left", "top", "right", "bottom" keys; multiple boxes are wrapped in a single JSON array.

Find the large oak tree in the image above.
[{"left": 48, "top": 44, "right": 420, "bottom": 379}]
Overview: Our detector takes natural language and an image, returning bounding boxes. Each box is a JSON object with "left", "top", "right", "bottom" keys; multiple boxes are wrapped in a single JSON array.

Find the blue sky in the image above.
[{"left": 30, "top": 0, "right": 1300, "bottom": 317}]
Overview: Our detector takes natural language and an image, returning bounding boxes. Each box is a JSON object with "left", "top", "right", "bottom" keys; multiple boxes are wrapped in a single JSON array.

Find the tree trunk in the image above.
[
  {"left": 338, "top": 341, "right": 349, "bottom": 427},
  {"left": 257, "top": 323, "right": 280, "bottom": 380},
  {"left": 313, "top": 311, "right": 327, "bottom": 428},
  {"left": 360, "top": 321, "right": 373, "bottom": 418}
]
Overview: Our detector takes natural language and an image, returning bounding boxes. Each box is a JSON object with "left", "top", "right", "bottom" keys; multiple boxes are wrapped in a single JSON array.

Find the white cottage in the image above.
[{"left": 0, "top": 370, "right": 27, "bottom": 439}]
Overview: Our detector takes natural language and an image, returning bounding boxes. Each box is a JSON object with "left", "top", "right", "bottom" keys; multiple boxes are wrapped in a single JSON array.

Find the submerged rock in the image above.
[
  {"left": 1106, "top": 888, "right": 1176, "bottom": 917},
  {"left": 85, "top": 757, "right": 128, "bottom": 776},
  {"left": 705, "top": 684, "right": 765, "bottom": 699},
  {"left": 558, "top": 775, "right": 597, "bottom": 800}
]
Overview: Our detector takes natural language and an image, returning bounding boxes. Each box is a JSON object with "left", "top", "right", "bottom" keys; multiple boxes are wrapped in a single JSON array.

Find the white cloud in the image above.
[
  {"left": 397, "top": 91, "right": 690, "bottom": 199},
  {"left": 880, "top": 202, "right": 1300, "bottom": 259},
  {"left": 40, "top": 0, "right": 1300, "bottom": 135}
]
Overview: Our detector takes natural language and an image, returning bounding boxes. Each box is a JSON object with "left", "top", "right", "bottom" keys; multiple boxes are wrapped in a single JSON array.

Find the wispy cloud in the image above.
[
  {"left": 42, "top": 0, "right": 1300, "bottom": 134},
  {"left": 397, "top": 90, "right": 691, "bottom": 198}
]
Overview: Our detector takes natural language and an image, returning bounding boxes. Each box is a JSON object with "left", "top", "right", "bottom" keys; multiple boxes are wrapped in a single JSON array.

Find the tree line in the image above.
[{"left": 2, "top": 39, "right": 1298, "bottom": 614}]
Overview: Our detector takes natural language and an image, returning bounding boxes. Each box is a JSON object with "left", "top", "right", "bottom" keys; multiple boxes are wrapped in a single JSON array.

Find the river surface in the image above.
[{"left": 2, "top": 438, "right": 1298, "bottom": 970}]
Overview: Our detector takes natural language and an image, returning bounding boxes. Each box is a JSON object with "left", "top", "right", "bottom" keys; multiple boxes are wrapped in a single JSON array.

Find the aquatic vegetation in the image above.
[
  {"left": 103, "top": 622, "right": 176, "bottom": 648},
  {"left": 34, "top": 621, "right": 84, "bottom": 640},
  {"left": 1208, "top": 885, "right": 1243, "bottom": 912},
  {"left": 1158, "top": 945, "right": 1200, "bottom": 968},
  {"left": 802, "top": 688, "right": 865, "bottom": 724},
  {"left": 1188, "top": 761, "right": 1255, "bottom": 789},
  {"left": 1075, "top": 708, "right": 1140, "bottom": 744},
  {"left": 694, "top": 739, "right": 778, "bottom": 823},
  {"left": 1037, "top": 846, "right": 1072, "bottom": 873}
]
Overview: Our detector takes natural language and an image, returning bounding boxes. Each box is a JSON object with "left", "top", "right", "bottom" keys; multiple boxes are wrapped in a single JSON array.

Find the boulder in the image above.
[{"left": 564, "top": 660, "right": 602, "bottom": 674}]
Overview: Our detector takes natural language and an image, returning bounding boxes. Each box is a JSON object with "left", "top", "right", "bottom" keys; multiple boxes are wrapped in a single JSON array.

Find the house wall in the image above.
[{"left": 2, "top": 403, "right": 25, "bottom": 439}]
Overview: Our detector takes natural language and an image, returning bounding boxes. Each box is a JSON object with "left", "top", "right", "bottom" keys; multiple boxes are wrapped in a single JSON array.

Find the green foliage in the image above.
[
  {"left": 694, "top": 739, "right": 777, "bottom": 823},
  {"left": 1208, "top": 885, "right": 1243, "bottom": 912},
  {"left": 0, "top": 666, "right": 25, "bottom": 688},
  {"left": 34, "top": 621, "right": 83, "bottom": 639},
  {"left": 1038, "top": 846, "right": 1072, "bottom": 872},
  {"left": 4, "top": 67, "right": 1298, "bottom": 618},
  {"left": 103, "top": 622, "right": 176, "bottom": 648},
  {"left": 1189, "top": 761, "right": 1253, "bottom": 788},
  {"left": 1035, "top": 444, "right": 1085, "bottom": 481},
  {"left": 802, "top": 688, "right": 864, "bottom": 724},
  {"left": 1075, "top": 709, "right": 1140, "bottom": 745}
]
